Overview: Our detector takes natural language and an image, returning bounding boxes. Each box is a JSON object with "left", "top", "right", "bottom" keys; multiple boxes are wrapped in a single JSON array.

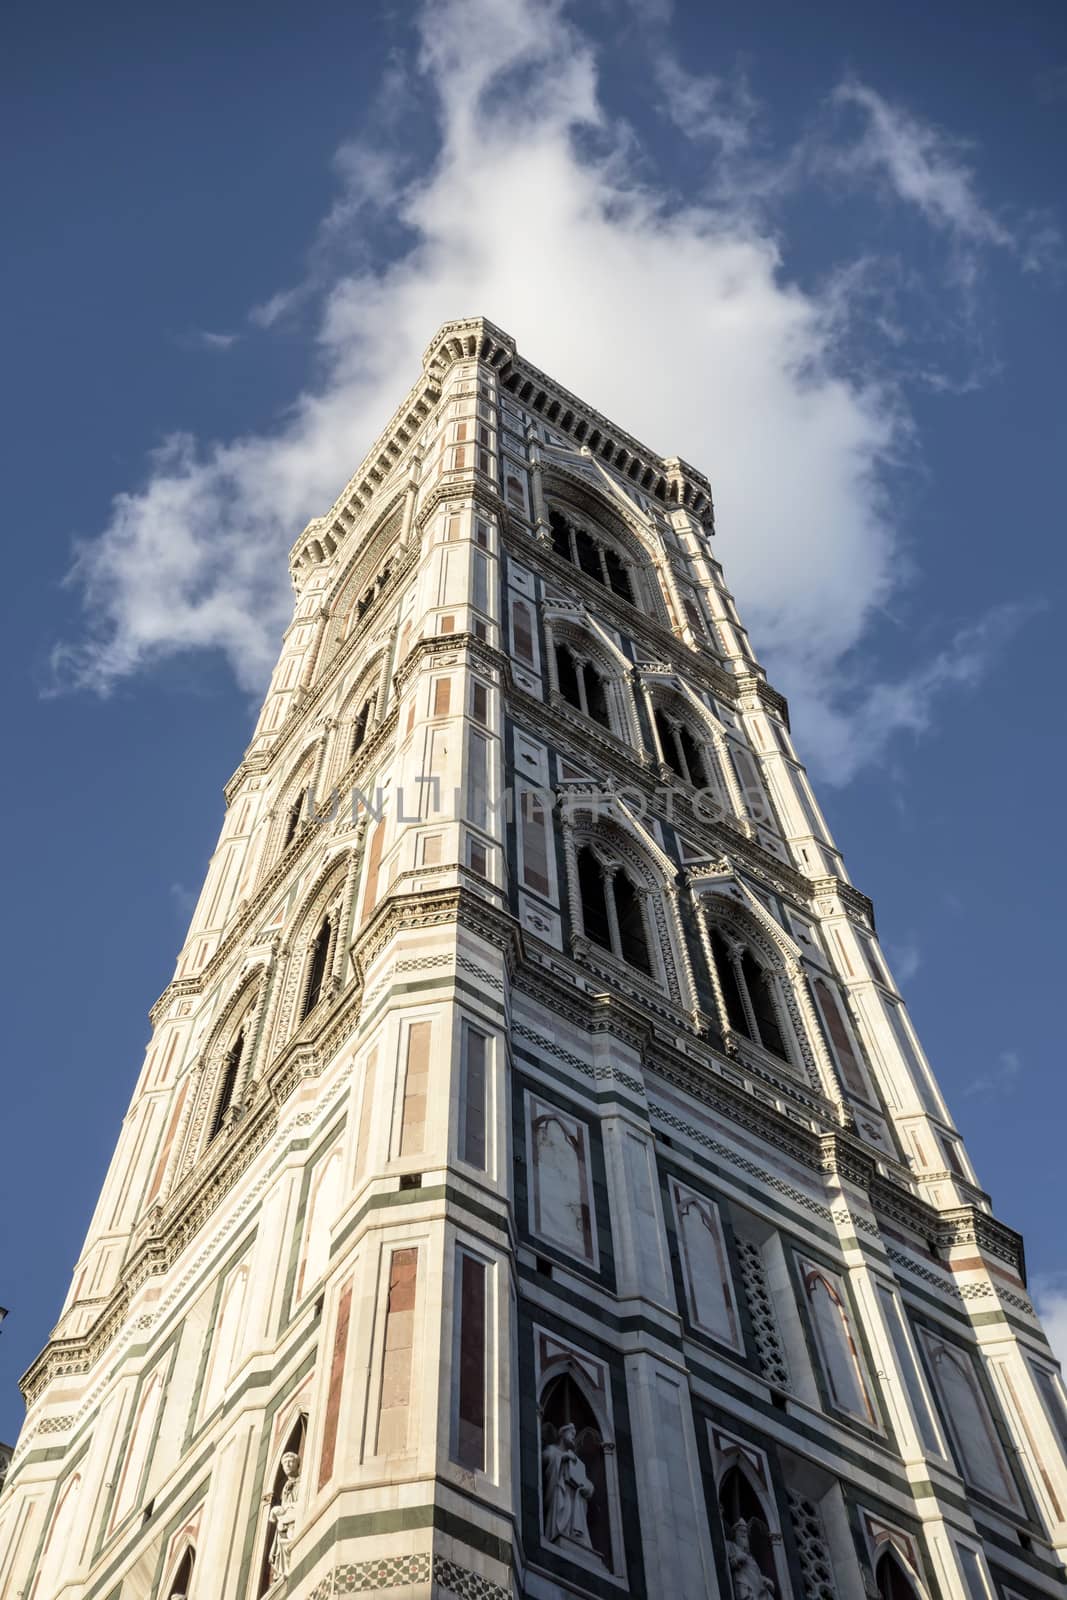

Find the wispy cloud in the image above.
[
  {"left": 1033, "top": 1273, "right": 1067, "bottom": 1368},
  {"left": 176, "top": 329, "right": 241, "bottom": 351},
  {"left": 654, "top": 55, "right": 758, "bottom": 157},
  {"left": 886, "top": 939, "right": 921, "bottom": 984},
  {"left": 964, "top": 1047, "right": 1024, "bottom": 1098},
  {"left": 50, "top": 0, "right": 1049, "bottom": 785}
]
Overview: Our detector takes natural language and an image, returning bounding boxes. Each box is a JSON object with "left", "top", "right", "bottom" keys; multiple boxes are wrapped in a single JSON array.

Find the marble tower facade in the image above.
[{"left": 3, "top": 317, "right": 1067, "bottom": 1600}]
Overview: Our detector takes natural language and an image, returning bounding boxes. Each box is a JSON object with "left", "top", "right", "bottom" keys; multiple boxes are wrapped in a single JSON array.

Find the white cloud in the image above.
[
  {"left": 52, "top": 0, "right": 1035, "bottom": 782},
  {"left": 1033, "top": 1275, "right": 1067, "bottom": 1369},
  {"left": 885, "top": 939, "right": 920, "bottom": 984},
  {"left": 964, "top": 1047, "right": 1024, "bottom": 1099},
  {"left": 829, "top": 80, "right": 1012, "bottom": 249},
  {"left": 654, "top": 55, "right": 758, "bottom": 157}
]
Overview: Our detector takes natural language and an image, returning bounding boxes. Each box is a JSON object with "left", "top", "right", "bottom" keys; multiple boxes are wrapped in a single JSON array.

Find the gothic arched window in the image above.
[
  {"left": 282, "top": 789, "right": 306, "bottom": 851},
  {"left": 876, "top": 1549, "right": 920, "bottom": 1600},
  {"left": 301, "top": 919, "right": 332, "bottom": 1020},
  {"left": 208, "top": 1029, "right": 244, "bottom": 1142},
  {"left": 654, "top": 706, "right": 710, "bottom": 788},
  {"left": 553, "top": 643, "right": 612, "bottom": 730},
  {"left": 707, "top": 925, "right": 791, "bottom": 1062},
  {"left": 167, "top": 1546, "right": 195, "bottom": 1598},
  {"left": 547, "top": 507, "right": 639, "bottom": 606},
  {"left": 539, "top": 1372, "right": 613, "bottom": 1569},
  {"left": 576, "top": 846, "right": 652, "bottom": 975},
  {"left": 350, "top": 698, "right": 372, "bottom": 756}
]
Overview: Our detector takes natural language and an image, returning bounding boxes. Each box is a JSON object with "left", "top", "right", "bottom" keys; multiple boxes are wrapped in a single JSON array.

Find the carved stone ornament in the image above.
[{"left": 267, "top": 1451, "right": 301, "bottom": 1582}]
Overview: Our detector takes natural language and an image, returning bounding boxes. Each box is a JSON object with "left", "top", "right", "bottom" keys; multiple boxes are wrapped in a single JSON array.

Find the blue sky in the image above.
[{"left": 1, "top": 0, "right": 1064, "bottom": 1441}]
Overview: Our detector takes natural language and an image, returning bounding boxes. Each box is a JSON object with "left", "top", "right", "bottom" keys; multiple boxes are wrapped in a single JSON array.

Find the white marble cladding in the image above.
[{"left": 4, "top": 319, "right": 1066, "bottom": 1600}]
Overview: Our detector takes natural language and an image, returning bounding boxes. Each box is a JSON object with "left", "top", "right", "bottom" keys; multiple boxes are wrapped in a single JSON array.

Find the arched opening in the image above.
[
  {"left": 710, "top": 929, "right": 748, "bottom": 1035},
  {"left": 168, "top": 1545, "right": 196, "bottom": 1598},
  {"left": 301, "top": 919, "right": 332, "bottom": 1021},
  {"left": 875, "top": 1549, "right": 920, "bottom": 1600},
  {"left": 282, "top": 789, "right": 306, "bottom": 851},
  {"left": 578, "top": 847, "right": 611, "bottom": 950},
  {"left": 741, "top": 950, "right": 788, "bottom": 1059},
  {"left": 718, "top": 1465, "right": 778, "bottom": 1596},
  {"left": 576, "top": 848, "right": 653, "bottom": 975},
  {"left": 257, "top": 1414, "right": 307, "bottom": 1597},
  {"left": 350, "top": 698, "right": 371, "bottom": 756},
  {"left": 707, "top": 924, "right": 791, "bottom": 1062},
  {"left": 613, "top": 872, "right": 651, "bottom": 974},
  {"left": 540, "top": 1372, "right": 612, "bottom": 1568},
  {"left": 556, "top": 642, "right": 582, "bottom": 709},
  {"left": 547, "top": 506, "right": 639, "bottom": 607},
  {"left": 654, "top": 705, "right": 712, "bottom": 789},
  {"left": 208, "top": 1030, "right": 245, "bottom": 1142},
  {"left": 554, "top": 642, "right": 612, "bottom": 730},
  {"left": 603, "top": 547, "right": 634, "bottom": 602}
]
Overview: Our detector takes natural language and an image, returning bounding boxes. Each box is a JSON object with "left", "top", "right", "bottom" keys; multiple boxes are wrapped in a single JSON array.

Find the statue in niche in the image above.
[
  {"left": 542, "top": 1422, "right": 596, "bottom": 1549},
  {"left": 539, "top": 1373, "right": 612, "bottom": 1568},
  {"left": 727, "top": 1517, "right": 776, "bottom": 1599},
  {"left": 267, "top": 1451, "right": 301, "bottom": 1582}
]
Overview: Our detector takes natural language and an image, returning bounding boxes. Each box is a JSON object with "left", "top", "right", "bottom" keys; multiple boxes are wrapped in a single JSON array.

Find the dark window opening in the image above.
[
  {"left": 614, "top": 872, "right": 651, "bottom": 973},
  {"left": 578, "top": 847, "right": 612, "bottom": 951},
  {"left": 302, "top": 919, "right": 332, "bottom": 1019},
  {"left": 711, "top": 929, "right": 750, "bottom": 1038},
  {"left": 550, "top": 509, "right": 573, "bottom": 561},
  {"left": 585, "top": 665, "right": 610, "bottom": 729},
  {"left": 555, "top": 643, "right": 582, "bottom": 710},
  {"left": 574, "top": 526, "right": 602, "bottom": 579},
  {"left": 282, "top": 790, "right": 306, "bottom": 850},
  {"left": 742, "top": 949, "right": 788, "bottom": 1059},
  {"left": 875, "top": 1551, "right": 919, "bottom": 1600},
  {"left": 209, "top": 1029, "right": 244, "bottom": 1142},
  {"left": 350, "top": 699, "right": 371, "bottom": 756},
  {"left": 678, "top": 724, "right": 708, "bottom": 788},
  {"left": 168, "top": 1546, "right": 195, "bottom": 1598},
  {"left": 604, "top": 548, "right": 634, "bottom": 602}
]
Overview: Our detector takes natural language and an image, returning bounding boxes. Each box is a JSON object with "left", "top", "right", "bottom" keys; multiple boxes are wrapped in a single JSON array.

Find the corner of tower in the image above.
[{"left": 421, "top": 314, "right": 518, "bottom": 377}]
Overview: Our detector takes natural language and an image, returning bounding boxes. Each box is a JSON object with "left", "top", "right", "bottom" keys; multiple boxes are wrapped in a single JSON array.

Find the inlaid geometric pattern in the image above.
[
  {"left": 736, "top": 1238, "right": 790, "bottom": 1387},
  {"left": 307, "top": 1555, "right": 509, "bottom": 1598},
  {"left": 787, "top": 1489, "right": 837, "bottom": 1600}
]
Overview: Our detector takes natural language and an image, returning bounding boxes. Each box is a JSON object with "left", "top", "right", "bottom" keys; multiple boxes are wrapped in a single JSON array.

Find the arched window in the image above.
[
  {"left": 547, "top": 507, "right": 638, "bottom": 606},
  {"left": 282, "top": 789, "right": 306, "bottom": 851},
  {"left": 654, "top": 707, "right": 710, "bottom": 788},
  {"left": 554, "top": 643, "right": 612, "bottom": 730},
  {"left": 603, "top": 548, "right": 634, "bottom": 603},
  {"left": 539, "top": 1372, "right": 613, "bottom": 1568},
  {"left": 876, "top": 1549, "right": 920, "bottom": 1600},
  {"left": 257, "top": 1415, "right": 307, "bottom": 1597},
  {"left": 707, "top": 925, "right": 791, "bottom": 1062},
  {"left": 168, "top": 1546, "right": 195, "bottom": 1598},
  {"left": 613, "top": 872, "right": 651, "bottom": 973},
  {"left": 578, "top": 847, "right": 611, "bottom": 949},
  {"left": 208, "top": 1030, "right": 244, "bottom": 1143},
  {"left": 576, "top": 846, "right": 651, "bottom": 974},
  {"left": 350, "top": 698, "right": 372, "bottom": 756},
  {"left": 718, "top": 1466, "right": 778, "bottom": 1597},
  {"left": 301, "top": 919, "right": 332, "bottom": 1020}
]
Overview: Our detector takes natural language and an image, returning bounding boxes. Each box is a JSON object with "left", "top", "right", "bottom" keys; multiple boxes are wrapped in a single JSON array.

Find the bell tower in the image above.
[{"left": 3, "top": 317, "right": 1067, "bottom": 1600}]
